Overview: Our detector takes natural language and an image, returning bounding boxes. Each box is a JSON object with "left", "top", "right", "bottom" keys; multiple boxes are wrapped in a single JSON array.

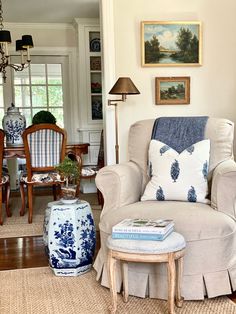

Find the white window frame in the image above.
[{"left": 1, "top": 47, "right": 78, "bottom": 142}]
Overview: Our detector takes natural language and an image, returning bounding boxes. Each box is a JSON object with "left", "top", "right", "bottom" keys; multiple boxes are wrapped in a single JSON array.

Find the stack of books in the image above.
[{"left": 112, "top": 218, "right": 174, "bottom": 241}]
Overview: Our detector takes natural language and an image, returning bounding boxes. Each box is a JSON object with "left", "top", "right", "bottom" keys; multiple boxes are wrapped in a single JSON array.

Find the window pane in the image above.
[
  {"left": 50, "top": 108, "right": 64, "bottom": 127},
  {"left": 48, "top": 86, "right": 63, "bottom": 107},
  {"left": 12, "top": 58, "right": 66, "bottom": 130},
  {"left": 32, "top": 108, "right": 42, "bottom": 120},
  {"left": 14, "top": 67, "right": 29, "bottom": 84},
  {"left": 21, "top": 108, "right": 32, "bottom": 127},
  {"left": 32, "top": 86, "right": 47, "bottom": 107},
  {"left": 0, "top": 86, "right": 4, "bottom": 107},
  {"left": 31, "top": 64, "right": 46, "bottom": 84},
  {"left": 0, "top": 108, "right": 4, "bottom": 124},
  {"left": 0, "top": 85, "right": 4, "bottom": 123},
  {"left": 47, "top": 64, "right": 62, "bottom": 84},
  {"left": 14, "top": 86, "right": 31, "bottom": 107}
]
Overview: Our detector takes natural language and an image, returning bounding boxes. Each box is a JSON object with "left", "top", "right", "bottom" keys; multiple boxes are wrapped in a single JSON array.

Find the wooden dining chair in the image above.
[
  {"left": 0, "top": 129, "right": 11, "bottom": 225},
  {"left": 20, "top": 123, "right": 67, "bottom": 223}
]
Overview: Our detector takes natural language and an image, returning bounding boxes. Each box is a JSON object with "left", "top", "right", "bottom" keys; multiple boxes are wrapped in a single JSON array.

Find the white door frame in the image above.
[{"left": 100, "top": 0, "right": 116, "bottom": 165}]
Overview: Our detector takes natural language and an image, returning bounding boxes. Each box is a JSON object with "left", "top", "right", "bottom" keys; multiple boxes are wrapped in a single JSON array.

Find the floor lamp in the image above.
[{"left": 108, "top": 77, "right": 140, "bottom": 164}]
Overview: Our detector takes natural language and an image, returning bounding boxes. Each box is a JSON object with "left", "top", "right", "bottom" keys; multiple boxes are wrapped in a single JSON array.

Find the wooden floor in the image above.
[
  {"left": 0, "top": 236, "right": 48, "bottom": 270},
  {"left": 0, "top": 232, "right": 100, "bottom": 271}
]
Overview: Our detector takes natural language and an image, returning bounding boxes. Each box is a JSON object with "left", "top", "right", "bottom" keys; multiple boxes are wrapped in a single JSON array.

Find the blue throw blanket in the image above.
[{"left": 151, "top": 116, "right": 209, "bottom": 153}]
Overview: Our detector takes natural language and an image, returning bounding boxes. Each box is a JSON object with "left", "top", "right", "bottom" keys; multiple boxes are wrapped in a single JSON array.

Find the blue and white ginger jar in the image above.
[{"left": 2, "top": 103, "right": 26, "bottom": 146}]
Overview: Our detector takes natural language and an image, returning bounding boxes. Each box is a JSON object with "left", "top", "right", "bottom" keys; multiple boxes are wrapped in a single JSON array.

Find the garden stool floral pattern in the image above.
[{"left": 43, "top": 200, "right": 96, "bottom": 276}]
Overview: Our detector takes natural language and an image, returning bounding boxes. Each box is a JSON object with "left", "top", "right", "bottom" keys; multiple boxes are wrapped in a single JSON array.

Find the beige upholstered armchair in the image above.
[{"left": 94, "top": 117, "right": 236, "bottom": 300}]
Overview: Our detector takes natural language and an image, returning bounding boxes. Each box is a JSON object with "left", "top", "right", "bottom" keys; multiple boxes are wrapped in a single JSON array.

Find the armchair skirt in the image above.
[{"left": 94, "top": 200, "right": 236, "bottom": 300}]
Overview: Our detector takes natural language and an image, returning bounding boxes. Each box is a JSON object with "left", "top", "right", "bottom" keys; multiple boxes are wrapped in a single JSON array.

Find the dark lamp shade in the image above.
[
  {"left": 21, "top": 35, "right": 34, "bottom": 48},
  {"left": 109, "top": 77, "right": 140, "bottom": 95},
  {"left": 16, "top": 39, "right": 27, "bottom": 51},
  {"left": 0, "top": 30, "right": 12, "bottom": 43}
]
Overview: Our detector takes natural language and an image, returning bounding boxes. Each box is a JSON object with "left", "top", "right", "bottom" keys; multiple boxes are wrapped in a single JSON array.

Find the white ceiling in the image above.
[{"left": 2, "top": 0, "right": 99, "bottom": 24}]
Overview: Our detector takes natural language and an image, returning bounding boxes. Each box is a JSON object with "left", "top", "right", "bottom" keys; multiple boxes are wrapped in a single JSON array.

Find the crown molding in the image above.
[
  {"left": 74, "top": 18, "right": 99, "bottom": 25},
  {"left": 5, "top": 22, "right": 74, "bottom": 30},
  {"left": 8, "top": 46, "right": 77, "bottom": 57}
]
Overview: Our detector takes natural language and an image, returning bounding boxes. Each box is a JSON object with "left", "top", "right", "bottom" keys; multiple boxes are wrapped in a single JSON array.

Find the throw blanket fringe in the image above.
[{"left": 151, "top": 116, "right": 209, "bottom": 153}]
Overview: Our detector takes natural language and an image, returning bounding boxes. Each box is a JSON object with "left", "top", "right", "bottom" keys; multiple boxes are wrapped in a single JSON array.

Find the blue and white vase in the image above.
[
  {"left": 2, "top": 103, "right": 26, "bottom": 146},
  {"left": 43, "top": 200, "right": 96, "bottom": 276}
]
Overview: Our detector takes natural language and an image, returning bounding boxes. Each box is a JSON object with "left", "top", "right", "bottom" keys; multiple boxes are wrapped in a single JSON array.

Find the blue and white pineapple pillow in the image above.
[{"left": 141, "top": 139, "right": 210, "bottom": 203}]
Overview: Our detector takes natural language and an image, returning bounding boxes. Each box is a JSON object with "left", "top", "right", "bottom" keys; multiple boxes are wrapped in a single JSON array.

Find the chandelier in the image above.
[{"left": 0, "top": 0, "right": 34, "bottom": 82}]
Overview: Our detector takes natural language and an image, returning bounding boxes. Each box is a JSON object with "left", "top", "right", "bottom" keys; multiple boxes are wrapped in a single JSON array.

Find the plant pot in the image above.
[{"left": 61, "top": 184, "right": 77, "bottom": 200}]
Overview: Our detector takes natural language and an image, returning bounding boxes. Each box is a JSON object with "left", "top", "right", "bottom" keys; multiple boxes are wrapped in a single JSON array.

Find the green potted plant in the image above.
[
  {"left": 55, "top": 157, "right": 81, "bottom": 201},
  {"left": 32, "top": 110, "right": 57, "bottom": 125}
]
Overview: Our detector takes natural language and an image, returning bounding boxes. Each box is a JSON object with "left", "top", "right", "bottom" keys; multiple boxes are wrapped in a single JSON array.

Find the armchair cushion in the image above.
[{"left": 141, "top": 139, "right": 210, "bottom": 203}]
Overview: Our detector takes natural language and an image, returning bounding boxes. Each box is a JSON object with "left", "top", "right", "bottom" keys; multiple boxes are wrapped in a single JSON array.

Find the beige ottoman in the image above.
[{"left": 106, "top": 232, "right": 186, "bottom": 314}]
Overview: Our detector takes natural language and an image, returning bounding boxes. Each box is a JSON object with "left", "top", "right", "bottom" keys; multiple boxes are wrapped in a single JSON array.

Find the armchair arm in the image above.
[
  {"left": 211, "top": 159, "right": 236, "bottom": 220},
  {"left": 95, "top": 161, "right": 143, "bottom": 218}
]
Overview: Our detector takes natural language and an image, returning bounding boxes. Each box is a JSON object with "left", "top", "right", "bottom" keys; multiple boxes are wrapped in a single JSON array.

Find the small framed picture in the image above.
[
  {"left": 141, "top": 21, "right": 202, "bottom": 66},
  {"left": 91, "top": 96, "right": 103, "bottom": 120},
  {"left": 155, "top": 77, "right": 190, "bottom": 105},
  {"left": 90, "top": 56, "right": 101, "bottom": 71}
]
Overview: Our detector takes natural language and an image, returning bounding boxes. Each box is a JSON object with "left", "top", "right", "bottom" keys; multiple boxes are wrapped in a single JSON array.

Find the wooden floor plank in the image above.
[
  {"left": 0, "top": 231, "right": 100, "bottom": 271},
  {"left": 0, "top": 236, "right": 48, "bottom": 270}
]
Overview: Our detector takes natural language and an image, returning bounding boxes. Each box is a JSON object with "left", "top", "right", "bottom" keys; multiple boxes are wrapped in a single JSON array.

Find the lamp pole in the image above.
[
  {"left": 108, "top": 95, "right": 126, "bottom": 164},
  {"left": 108, "top": 77, "right": 140, "bottom": 164}
]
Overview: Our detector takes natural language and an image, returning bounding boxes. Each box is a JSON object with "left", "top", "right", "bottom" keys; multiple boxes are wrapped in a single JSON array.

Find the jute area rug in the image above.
[
  {"left": 0, "top": 192, "right": 101, "bottom": 238},
  {"left": 0, "top": 267, "right": 235, "bottom": 314}
]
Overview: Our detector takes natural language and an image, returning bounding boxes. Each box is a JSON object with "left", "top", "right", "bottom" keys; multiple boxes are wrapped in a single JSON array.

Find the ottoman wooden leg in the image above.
[
  {"left": 167, "top": 253, "right": 176, "bottom": 314},
  {"left": 175, "top": 256, "right": 184, "bottom": 308},
  {"left": 121, "top": 261, "right": 129, "bottom": 303},
  {"left": 107, "top": 250, "right": 118, "bottom": 313}
]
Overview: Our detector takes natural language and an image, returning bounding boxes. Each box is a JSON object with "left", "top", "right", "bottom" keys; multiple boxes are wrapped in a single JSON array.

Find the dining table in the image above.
[
  {"left": 3, "top": 142, "right": 90, "bottom": 160},
  {"left": 3, "top": 142, "right": 90, "bottom": 190}
]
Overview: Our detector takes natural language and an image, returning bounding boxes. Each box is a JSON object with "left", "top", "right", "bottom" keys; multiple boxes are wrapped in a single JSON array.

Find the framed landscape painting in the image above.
[
  {"left": 141, "top": 21, "right": 202, "bottom": 66},
  {"left": 155, "top": 77, "right": 190, "bottom": 105}
]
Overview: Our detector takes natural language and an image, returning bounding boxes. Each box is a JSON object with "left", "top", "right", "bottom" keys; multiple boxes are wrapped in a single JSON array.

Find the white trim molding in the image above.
[
  {"left": 100, "top": 0, "right": 116, "bottom": 165},
  {"left": 5, "top": 22, "right": 74, "bottom": 30}
]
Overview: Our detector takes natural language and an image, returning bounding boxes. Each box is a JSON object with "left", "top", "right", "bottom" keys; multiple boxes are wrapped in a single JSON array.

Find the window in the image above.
[
  {"left": 0, "top": 55, "right": 69, "bottom": 128},
  {"left": 14, "top": 62, "right": 64, "bottom": 127}
]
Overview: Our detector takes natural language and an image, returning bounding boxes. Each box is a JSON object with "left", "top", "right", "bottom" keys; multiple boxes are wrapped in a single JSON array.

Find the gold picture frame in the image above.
[
  {"left": 155, "top": 77, "right": 190, "bottom": 105},
  {"left": 141, "top": 21, "right": 202, "bottom": 66}
]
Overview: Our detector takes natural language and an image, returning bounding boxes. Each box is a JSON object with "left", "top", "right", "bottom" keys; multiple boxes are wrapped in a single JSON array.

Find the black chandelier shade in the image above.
[
  {"left": 16, "top": 36, "right": 34, "bottom": 51},
  {"left": 16, "top": 40, "right": 26, "bottom": 51},
  {"left": 0, "top": 30, "right": 11, "bottom": 43},
  {"left": 22, "top": 35, "right": 34, "bottom": 48}
]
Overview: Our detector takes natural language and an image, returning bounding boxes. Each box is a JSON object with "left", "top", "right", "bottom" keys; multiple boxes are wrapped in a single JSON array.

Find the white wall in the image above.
[
  {"left": 111, "top": 0, "right": 236, "bottom": 161},
  {"left": 6, "top": 23, "right": 76, "bottom": 47}
]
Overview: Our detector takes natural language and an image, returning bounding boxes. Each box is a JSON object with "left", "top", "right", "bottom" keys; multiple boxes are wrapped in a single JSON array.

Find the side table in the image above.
[
  {"left": 43, "top": 199, "right": 96, "bottom": 276},
  {"left": 106, "top": 232, "right": 186, "bottom": 314}
]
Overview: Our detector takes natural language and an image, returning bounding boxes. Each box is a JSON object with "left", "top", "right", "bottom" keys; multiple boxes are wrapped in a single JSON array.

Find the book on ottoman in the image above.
[{"left": 112, "top": 218, "right": 174, "bottom": 241}]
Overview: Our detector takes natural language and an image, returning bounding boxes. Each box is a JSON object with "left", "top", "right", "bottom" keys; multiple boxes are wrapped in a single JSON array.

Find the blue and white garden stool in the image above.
[
  {"left": 43, "top": 200, "right": 96, "bottom": 276},
  {"left": 106, "top": 232, "right": 186, "bottom": 314}
]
